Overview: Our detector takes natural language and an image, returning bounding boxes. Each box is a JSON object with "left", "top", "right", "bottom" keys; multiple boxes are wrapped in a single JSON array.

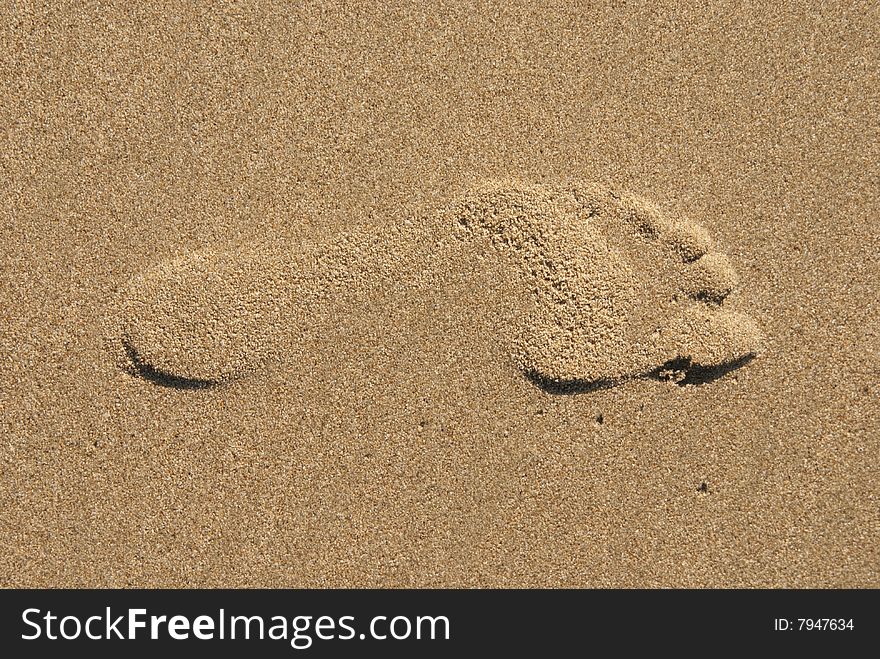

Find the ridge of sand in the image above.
[{"left": 112, "top": 181, "right": 763, "bottom": 389}]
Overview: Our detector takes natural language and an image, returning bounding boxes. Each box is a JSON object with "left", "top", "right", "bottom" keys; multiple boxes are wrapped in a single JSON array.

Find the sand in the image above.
[{"left": 1, "top": 1, "right": 877, "bottom": 588}]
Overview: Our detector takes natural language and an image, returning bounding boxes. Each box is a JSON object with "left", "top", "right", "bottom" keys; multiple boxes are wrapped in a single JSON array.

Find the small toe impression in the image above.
[
  {"left": 618, "top": 193, "right": 712, "bottom": 261},
  {"left": 618, "top": 193, "right": 666, "bottom": 238},
  {"left": 660, "top": 218, "right": 713, "bottom": 262},
  {"left": 685, "top": 253, "right": 739, "bottom": 304}
]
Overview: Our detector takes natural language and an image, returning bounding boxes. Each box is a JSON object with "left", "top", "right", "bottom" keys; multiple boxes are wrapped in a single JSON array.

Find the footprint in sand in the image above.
[{"left": 112, "top": 181, "right": 763, "bottom": 391}]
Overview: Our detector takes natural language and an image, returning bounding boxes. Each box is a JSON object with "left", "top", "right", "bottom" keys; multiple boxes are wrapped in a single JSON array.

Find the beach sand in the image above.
[{"left": 1, "top": 1, "right": 877, "bottom": 587}]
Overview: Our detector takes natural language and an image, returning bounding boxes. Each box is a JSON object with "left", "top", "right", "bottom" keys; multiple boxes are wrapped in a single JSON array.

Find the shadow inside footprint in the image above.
[
  {"left": 649, "top": 354, "right": 756, "bottom": 387},
  {"left": 523, "top": 371, "right": 619, "bottom": 395},
  {"left": 527, "top": 353, "right": 756, "bottom": 395},
  {"left": 121, "top": 337, "right": 218, "bottom": 390}
]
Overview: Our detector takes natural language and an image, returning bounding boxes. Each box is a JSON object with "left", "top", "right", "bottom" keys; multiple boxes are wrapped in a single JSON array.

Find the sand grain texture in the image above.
[{"left": 1, "top": 1, "right": 877, "bottom": 587}]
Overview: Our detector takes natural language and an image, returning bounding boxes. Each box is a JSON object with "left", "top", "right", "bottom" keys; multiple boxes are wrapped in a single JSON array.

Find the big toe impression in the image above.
[{"left": 674, "top": 306, "right": 765, "bottom": 367}]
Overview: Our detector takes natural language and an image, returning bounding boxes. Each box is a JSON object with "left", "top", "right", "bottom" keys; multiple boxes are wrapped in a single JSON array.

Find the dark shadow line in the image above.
[
  {"left": 524, "top": 370, "right": 620, "bottom": 395},
  {"left": 528, "top": 353, "right": 757, "bottom": 395},
  {"left": 121, "top": 337, "right": 218, "bottom": 390},
  {"left": 653, "top": 353, "right": 756, "bottom": 387}
]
